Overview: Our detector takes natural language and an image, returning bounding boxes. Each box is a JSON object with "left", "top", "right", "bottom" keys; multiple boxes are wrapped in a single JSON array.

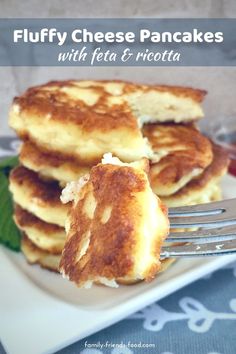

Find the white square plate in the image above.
[{"left": 1, "top": 174, "right": 236, "bottom": 354}]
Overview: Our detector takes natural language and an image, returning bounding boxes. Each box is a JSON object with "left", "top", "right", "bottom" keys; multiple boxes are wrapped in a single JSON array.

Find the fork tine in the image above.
[
  {"left": 166, "top": 224, "right": 236, "bottom": 243},
  {"left": 170, "top": 214, "right": 236, "bottom": 228},
  {"left": 161, "top": 239, "right": 236, "bottom": 258},
  {"left": 169, "top": 199, "right": 236, "bottom": 228},
  {"left": 168, "top": 199, "right": 228, "bottom": 217}
]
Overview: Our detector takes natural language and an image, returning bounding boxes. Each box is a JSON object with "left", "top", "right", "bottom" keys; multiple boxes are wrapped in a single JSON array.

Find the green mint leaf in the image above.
[
  {"left": 0, "top": 155, "right": 19, "bottom": 169},
  {"left": 0, "top": 156, "right": 21, "bottom": 251},
  {"left": 0, "top": 156, "right": 19, "bottom": 178}
]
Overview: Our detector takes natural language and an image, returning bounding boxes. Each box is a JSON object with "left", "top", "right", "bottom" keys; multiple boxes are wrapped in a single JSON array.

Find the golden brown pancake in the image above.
[
  {"left": 60, "top": 155, "right": 169, "bottom": 288},
  {"left": 14, "top": 205, "right": 66, "bottom": 254},
  {"left": 9, "top": 166, "right": 70, "bottom": 227},
  {"left": 162, "top": 144, "right": 229, "bottom": 207},
  {"left": 9, "top": 80, "right": 206, "bottom": 164},
  {"left": 21, "top": 234, "right": 61, "bottom": 272},
  {"left": 19, "top": 123, "right": 213, "bottom": 193},
  {"left": 19, "top": 141, "right": 91, "bottom": 186},
  {"left": 143, "top": 123, "right": 213, "bottom": 196}
]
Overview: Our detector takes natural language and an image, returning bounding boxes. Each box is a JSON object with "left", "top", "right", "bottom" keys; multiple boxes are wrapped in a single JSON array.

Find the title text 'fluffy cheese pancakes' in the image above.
[
  {"left": 9, "top": 166, "right": 69, "bottom": 227},
  {"left": 59, "top": 154, "right": 169, "bottom": 288},
  {"left": 9, "top": 80, "right": 206, "bottom": 164},
  {"left": 143, "top": 123, "right": 213, "bottom": 196}
]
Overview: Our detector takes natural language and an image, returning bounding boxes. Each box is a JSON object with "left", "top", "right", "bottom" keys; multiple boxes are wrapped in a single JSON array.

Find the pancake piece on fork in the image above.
[{"left": 59, "top": 154, "right": 169, "bottom": 288}]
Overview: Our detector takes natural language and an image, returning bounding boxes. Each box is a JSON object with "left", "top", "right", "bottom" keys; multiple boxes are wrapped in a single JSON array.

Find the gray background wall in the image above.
[{"left": 1, "top": 0, "right": 236, "bottom": 136}]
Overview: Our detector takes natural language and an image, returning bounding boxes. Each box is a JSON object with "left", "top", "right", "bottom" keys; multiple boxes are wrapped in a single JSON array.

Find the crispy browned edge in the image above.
[
  {"left": 14, "top": 205, "right": 65, "bottom": 255},
  {"left": 21, "top": 234, "right": 60, "bottom": 273},
  {"left": 144, "top": 123, "right": 213, "bottom": 186},
  {"left": 20, "top": 140, "right": 94, "bottom": 168},
  {"left": 17, "top": 79, "right": 207, "bottom": 102},
  {"left": 12, "top": 81, "right": 137, "bottom": 132},
  {"left": 10, "top": 165, "right": 63, "bottom": 207},
  {"left": 165, "top": 143, "right": 229, "bottom": 199},
  {"left": 14, "top": 204, "right": 64, "bottom": 234}
]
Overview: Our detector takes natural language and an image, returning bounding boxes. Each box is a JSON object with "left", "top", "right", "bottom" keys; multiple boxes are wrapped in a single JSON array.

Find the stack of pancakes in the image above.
[{"left": 8, "top": 80, "right": 229, "bottom": 272}]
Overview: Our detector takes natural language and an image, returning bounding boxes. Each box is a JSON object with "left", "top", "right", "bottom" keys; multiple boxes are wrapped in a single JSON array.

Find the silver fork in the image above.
[{"left": 161, "top": 198, "right": 236, "bottom": 258}]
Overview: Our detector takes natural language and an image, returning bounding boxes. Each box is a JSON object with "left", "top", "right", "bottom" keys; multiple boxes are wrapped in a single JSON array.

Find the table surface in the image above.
[{"left": 0, "top": 137, "right": 236, "bottom": 354}]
